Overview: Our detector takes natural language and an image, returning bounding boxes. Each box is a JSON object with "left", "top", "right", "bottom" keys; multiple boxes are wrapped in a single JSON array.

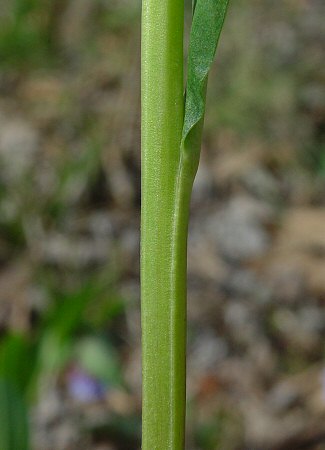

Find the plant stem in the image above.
[{"left": 141, "top": 0, "right": 187, "bottom": 449}]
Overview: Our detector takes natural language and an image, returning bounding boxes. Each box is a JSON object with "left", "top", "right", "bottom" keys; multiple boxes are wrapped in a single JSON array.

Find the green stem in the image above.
[
  {"left": 141, "top": 0, "right": 230, "bottom": 445},
  {"left": 141, "top": 0, "right": 188, "bottom": 449}
]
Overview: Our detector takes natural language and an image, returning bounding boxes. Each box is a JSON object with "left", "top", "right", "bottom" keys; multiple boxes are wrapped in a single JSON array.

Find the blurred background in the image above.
[{"left": 0, "top": 0, "right": 324, "bottom": 449}]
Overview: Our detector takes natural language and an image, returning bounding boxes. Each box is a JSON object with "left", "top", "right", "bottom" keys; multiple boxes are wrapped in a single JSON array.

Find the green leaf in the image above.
[
  {"left": 0, "top": 335, "right": 35, "bottom": 394},
  {"left": 0, "top": 335, "right": 35, "bottom": 450},
  {"left": 0, "top": 379, "right": 30, "bottom": 450},
  {"left": 75, "top": 336, "right": 123, "bottom": 387},
  {"left": 44, "top": 282, "right": 100, "bottom": 341},
  {"left": 182, "top": 0, "right": 230, "bottom": 156},
  {"left": 37, "top": 282, "right": 100, "bottom": 374},
  {"left": 38, "top": 331, "right": 73, "bottom": 375}
]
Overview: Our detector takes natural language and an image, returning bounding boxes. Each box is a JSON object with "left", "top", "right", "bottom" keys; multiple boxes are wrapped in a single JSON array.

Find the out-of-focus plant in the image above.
[
  {"left": 0, "top": 277, "right": 125, "bottom": 450},
  {"left": 0, "top": 0, "right": 53, "bottom": 67},
  {"left": 0, "top": 334, "right": 35, "bottom": 450},
  {"left": 141, "top": 0, "right": 230, "bottom": 449}
]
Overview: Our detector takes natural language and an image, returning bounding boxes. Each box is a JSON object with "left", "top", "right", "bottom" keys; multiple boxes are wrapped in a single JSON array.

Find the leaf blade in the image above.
[
  {"left": 0, "top": 379, "right": 30, "bottom": 450},
  {"left": 183, "top": 0, "right": 230, "bottom": 148}
]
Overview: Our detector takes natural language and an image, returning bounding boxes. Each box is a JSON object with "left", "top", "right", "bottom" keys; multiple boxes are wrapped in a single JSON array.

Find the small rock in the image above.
[
  {"left": 189, "top": 329, "right": 228, "bottom": 374},
  {"left": 0, "top": 117, "right": 39, "bottom": 181},
  {"left": 299, "top": 306, "right": 325, "bottom": 334},
  {"left": 267, "top": 382, "right": 300, "bottom": 413},
  {"left": 41, "top": 233, "right": 110, "bottom": 268},
  {"left": 224, "top": 300, "right": 260, "bottom": 346},
  {"left": 272, "top": 308, "right": 320, "bottom": 353},
  {"left": 222, "top": 269, "right": 271, "bottom": 305},
  {"left": 242, "top": 166, "right": 279, "bottom": 201},
  {"left": 206, "top": 196, "right": 272, "bottom": 263},
  {"left": 266, "top": 267, "right": 307, "bottom": 305}
]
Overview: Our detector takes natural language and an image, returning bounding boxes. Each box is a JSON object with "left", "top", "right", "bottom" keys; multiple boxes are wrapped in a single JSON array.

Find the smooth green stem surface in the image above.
[
  {"left": 141, "top": 0, "right": 188, "bottom": 449},
  {"left": 141, "top": 0, "right": 229, "bottom": 446}
]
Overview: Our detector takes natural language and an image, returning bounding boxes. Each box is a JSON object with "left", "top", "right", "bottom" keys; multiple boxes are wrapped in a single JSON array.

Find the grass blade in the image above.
[
  {"left": 0, "top": 335, "right": 32, "bottom": 450},
  {"left": 0, "top": 379, "right": 30, "bottom": 450},
  {"left": 182, "top": 0, "right": 230, "bottom": 175}
]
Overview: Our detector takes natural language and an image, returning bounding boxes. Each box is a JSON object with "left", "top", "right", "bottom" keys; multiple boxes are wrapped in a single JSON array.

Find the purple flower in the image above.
[{"left": 66, "top": 366, "right": 107, "bottom": 403}]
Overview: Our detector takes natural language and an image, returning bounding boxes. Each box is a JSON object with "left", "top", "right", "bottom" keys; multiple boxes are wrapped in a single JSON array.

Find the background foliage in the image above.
[{"left": 0, "top": 0, "right": 324, "bottom": 449}]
